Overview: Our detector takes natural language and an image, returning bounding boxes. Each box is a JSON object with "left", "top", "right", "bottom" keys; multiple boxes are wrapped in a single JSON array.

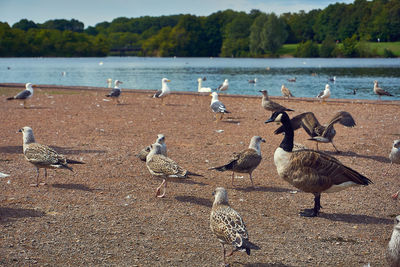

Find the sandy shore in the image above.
[{"left": 0, "top": 84, "right": 399, "bottom": 266}]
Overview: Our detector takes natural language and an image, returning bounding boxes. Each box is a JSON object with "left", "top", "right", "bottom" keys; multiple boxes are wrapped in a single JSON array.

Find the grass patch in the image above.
[
  {"left": 367, "top": 41, "right": 400, "bottom": 56},
  {"left": 278, "top": 44, "right": 298, "bottom": 56}
]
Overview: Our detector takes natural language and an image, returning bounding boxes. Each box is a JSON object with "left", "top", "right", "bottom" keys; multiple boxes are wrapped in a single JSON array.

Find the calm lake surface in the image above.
[{"left": 0, "top": 57, "right": 399, "bottom": 100}]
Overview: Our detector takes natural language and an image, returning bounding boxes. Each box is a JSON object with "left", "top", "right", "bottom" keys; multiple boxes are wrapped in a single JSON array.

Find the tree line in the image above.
[{"left": 0, "top": 0, "right": 399, "bottom": 57}]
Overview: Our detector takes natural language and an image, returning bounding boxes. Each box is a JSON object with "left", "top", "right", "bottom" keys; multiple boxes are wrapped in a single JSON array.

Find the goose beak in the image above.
[
  {"left": 17, "top": 128, "right": 22, "bottom": 133},
  {"left": 264, "top": 118, "right": 274, "bottom": 124}
]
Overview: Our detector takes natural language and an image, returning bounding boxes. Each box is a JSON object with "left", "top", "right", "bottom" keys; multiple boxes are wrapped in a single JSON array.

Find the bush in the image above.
[
  {"left": 295, "top": 40, "right": 319, "bottom": 57},
  {"left": 319, "top": 37, "right": 336, "bottom": 57},
  {"left": 383, "top": 48, "right": 396, "bottom": 58}
]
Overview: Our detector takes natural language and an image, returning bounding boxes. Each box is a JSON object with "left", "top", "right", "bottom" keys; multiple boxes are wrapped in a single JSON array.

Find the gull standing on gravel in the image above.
[
  {"left": 389, "top": 140, "right": 400, "bottom": 199},
  {"left": 387, "top": 215, "right": 400, "bottom": 267},
  {"left": 146, "top": 143, "right": 202, "bottom": 198},
  {"left": 106, "top": 80, "right": 123, "bottom": 104},
  {"left": 216, "top": 79, "right": 229, "bottom": 92},
  {"left": 210, "top": 187, "right": 260, "bottom": 266},
  {"left": 210, "top": 92, "right": 230, "bottom": 122},
  {"left": 209, "top": 136, "right": 265, "bottom": 188},
  {"left": 153, "top": 78, "right": 171, "bottom": 105},
  {"left": 259, "top": 89, "right": 293, "bottom": 113},
  {"left": 6, "top": 83, "right": 34, "bottom": 109},
  {"left": 373, "top": 80, "right": 393, "bottom": 100},
  {"left": 317, "top": 84, "right": 331, "bottom": 103},
  {"left": 18, "top": 126, "right": 85, "bottom": 187},
  {"left": 137, "top": 134, "right": 167, "bottom": 161},
  {"left": 281, "top": 84, "right": 294, "bottom": 98}
]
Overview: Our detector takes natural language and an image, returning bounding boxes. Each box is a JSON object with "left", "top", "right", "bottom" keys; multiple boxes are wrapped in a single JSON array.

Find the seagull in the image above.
[
  {"left": 374, "top": 80, "right": 393, "bottom": 100},
  {"left": 216, "top": 79, "right": 229, "bottom": 92},
  {"left": 389, "top": 140, "right": 400, "bottom": 199},
  {"left": 209, "top": 136, "right": 265, "bottom": 187},
  {"left": 329, "top": 76, "right": 336, "bottom": 82},
  {"left": 153, "top": 78, "right": 171, "bottom": 105},
  {"left": 259, "top": 90, "right": 294, "bottom": 113},
  {"left": 387, "top": 215, "right": 400, "bottom": 267},
  {"left": 281, "top": 84, "right": 294, "bottom": 98},
  {"left": 106, "top": 80, "right": 123, "bottom": 104},
  {"left": 6, "top": 83, "right": 34, "bottom": 109},
  {"left": 18, "top": 126, "right": 85, "bottom": 187},
  {"left": 197, "top": 78, "right": 212, "bottom": 93},
  {"left": 137, "top": 134, "right": 167, "bottom": 161},
  {"left": 146, "top": 143, "right": 202, "bottom": 198},
  {"left": 287, "top": 77, "right": 296, "bottom": 82},
  {"left": 317, "top": 84, "right": 331, "bottom": 103},
  {"left": 210, "top": 187, "right": 260, "bottom": 266},
  {"left": 107, "top": 78, "right": 113, "bottom": 88},
  {"left": 210, "top": 92, "right": 230, "bottom": 121},
  {"left": 248, "top": 78, "right": 257, "bottom": 84}
]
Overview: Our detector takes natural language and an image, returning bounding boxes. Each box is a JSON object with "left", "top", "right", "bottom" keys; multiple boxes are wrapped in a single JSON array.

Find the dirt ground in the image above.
[{"left": 0, "top": 84, "right": 399, "bottom": 266}]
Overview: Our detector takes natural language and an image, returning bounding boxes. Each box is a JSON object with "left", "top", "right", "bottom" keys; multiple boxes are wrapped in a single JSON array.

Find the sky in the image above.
[{"left": 0, "top": 0, "right": 354, "bottom": 27}]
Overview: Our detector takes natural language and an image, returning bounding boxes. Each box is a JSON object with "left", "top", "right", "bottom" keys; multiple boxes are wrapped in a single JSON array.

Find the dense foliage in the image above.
[{"left": 0, "top": 0, "right": 399, "bottom": 57}]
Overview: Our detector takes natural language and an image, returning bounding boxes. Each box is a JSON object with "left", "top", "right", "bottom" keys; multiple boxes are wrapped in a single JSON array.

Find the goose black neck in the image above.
[{"left": 279, "top": 114, "right": 294, "bottom": 152}]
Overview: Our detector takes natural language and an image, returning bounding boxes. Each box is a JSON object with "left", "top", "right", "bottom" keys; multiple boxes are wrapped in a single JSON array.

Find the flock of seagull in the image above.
[{"left": 3, "top": 77, "right": 400, "bottom": 266}]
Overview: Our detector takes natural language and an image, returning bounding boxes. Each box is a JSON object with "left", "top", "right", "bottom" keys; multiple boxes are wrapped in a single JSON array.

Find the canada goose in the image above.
[
  {"left": 210, "top": 92, "right": 230, "bottom": 121},
  {"left": 137, "top": 134, "right": 167, "bottom": 161},
  {"left": 209, "top": 136, "right": 265, "bottom": 187},
  {"left": 387, "top": 215, "right": 400, "bottom": 267},
  {"left": 153, "top": 78, "right": 171, "bottom": 105},
  {"left": 281, "top": 84, "right": 294, "bottom": 98},
  {"left": 106, "top": 80, "right": 123, "bottom": 104},
  {"left": 18, "top": 127, "right": 85, "bottom": 187},
  {"left": 374, "top": 80, "right": 393, "bottom": 100},
  {"left": 197, "top": 78, "right": 212, "bottom": 92},
  {"left": 146, "top": 143, "right": 202, "bottom": 198},
  {"left": 265, "top": 111, "right": 372, "bottom": 217},
  {"left": 287, "top": 77, "right": 296, "bottom": 82},
  {"left": 216, "top": 79, "right": 229, "bottom": 92},
  {"left": 6, "top": 83, "right": 34, "bottom": 109},
  {"left": 275, "top": 111, "right": 356, "bottom": 153},
  {"left": 317, "top": 84, "right": 331, "bottom": 103},
  {"left": 210, "top": 187, "right": 260, "bottom": 266},
  {"left": 259, "top": 90, "right": 294, "bottom": 113}
]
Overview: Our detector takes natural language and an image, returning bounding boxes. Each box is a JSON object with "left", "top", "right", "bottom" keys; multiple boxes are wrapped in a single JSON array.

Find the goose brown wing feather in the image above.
[
  {"left": 322, "top": 111, "right": 356, "bottom": 137},
  {"left": 286, "top": 150, "right": 371, "bottom": 192}
]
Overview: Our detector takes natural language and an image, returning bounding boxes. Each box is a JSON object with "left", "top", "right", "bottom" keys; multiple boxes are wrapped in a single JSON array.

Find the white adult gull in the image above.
[
  {"left": 106, "top": 80, "right": 123, "bottom": 104},
  {"left": 153, "top": 78, "right": 171, "bottom": 105},
  {"left": 216, "top": 79, "right": 229, "bottom": 92},
  {"left": 317, "top": 84, "right": 331, "bottom": 103},
  {"left": 210, "top": 92, "right": 230, "bottom": 121},
  {"left": 197, "top": 78, "right": 212, "bottom": 92},
  {"left": 7, "top": 83, "right": 34, "bottom": 108}
]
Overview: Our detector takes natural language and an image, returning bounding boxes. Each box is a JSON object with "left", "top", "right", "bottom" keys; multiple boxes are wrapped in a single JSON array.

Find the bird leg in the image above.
[
  {"left": 221, "top": 243, "right": 228, "bottom": 266},
  {"left": 30, "top": 167, "right": 40, "bottom": 187},
  {"left": 249, "top": 172, "right": 255, "bottom": 188},
  {"left": 330, "top": 141, "right": 340, "bottom": 153},
  {"left": 39, "top": 169, "right": 47, "bottom": 186},
  {"left": 392, "top": 191, "right": 400, "bottom": 200},
  {"left": 23, "top": 100, "right": 27, "bottom": 109},
  {"left": 300, "top": 193, "right": 321, "bottom": 217},
  {"left": 231, "top": 172, "right": 235, "bottom": 187},
  {"left": 117, "top": 98, "right": 121, "bottom": 105},
  {"left": 315, "top": 142, "right": 319, "bottom": 151},
  {"left": 161, "top": 98, "right": 165, "bottom": 105},
  {"left": 155, "top": 179, "right": 166, "bottom": 198}
]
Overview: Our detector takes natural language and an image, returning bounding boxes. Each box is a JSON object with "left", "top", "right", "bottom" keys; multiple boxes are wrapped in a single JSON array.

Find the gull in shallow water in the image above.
[
  {"left": 6, "top": 83, "right": 34, "bottom": 109},
  {"left": 153, "top": 78, "right": 171, "bottom": 105},
  {"left": 216, "top": 79, "right": 229, "bottom": 92},
  {"left": 373, "top": 80, "right": 393, "bottom": 100}
]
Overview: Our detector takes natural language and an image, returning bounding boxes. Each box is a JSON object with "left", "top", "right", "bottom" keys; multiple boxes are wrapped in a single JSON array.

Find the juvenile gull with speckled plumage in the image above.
[
  {"left": 18, "top": 126, "right": 85, "bottom": 187},
  {"left": 210, "top": 187, "right": 260, "bottom": 266}
]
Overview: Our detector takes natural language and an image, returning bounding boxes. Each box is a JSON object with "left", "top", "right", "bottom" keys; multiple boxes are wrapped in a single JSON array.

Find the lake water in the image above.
[{"left": 0, "top": 57, "right": 399, "bottom": 100}]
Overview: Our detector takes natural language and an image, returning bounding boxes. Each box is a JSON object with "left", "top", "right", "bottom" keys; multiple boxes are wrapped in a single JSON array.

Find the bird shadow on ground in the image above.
[
  {"left": 323, "top": 150, "right": 390, "bottom": 163},
  {"left": 0, "top": 207, "right": 45, "bottom": 222},
  {"left": 0, "top": 145, "right": 106, "bottom": 155},
  {"left": 320, "top": 212, "right": 393, "bottom": 225},
  {"left": 164, "top": 103, "right": 189, "bottom": 107},
  {"left": 234, "top": 186, "right": 294, "bottom": 193},
  {"left": 175, "top": 195, "right": 212, "bottom": 208},
  {"left": 169, "top": 178, "right": 207, "bottom": 186},
  {"left": 51, "top": 183, "right": 93, "bottom": 192},
  {"left": 237, "top": 262, "right": 294, "bottom": 267},
  {"left": 222, "top": 120, "right": 241, "bottom": 124},
  {"left": 25, "top": 106, "right": 51, "bottom": 110}
]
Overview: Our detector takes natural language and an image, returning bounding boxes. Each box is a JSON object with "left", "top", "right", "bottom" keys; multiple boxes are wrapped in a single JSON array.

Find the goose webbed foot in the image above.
[{"left": 300, "top": 208, "right": 319, "bottom": 217}]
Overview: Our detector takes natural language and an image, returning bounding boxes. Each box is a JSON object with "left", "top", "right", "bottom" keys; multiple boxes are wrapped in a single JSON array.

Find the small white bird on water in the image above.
[
  {"left": 6, "top": 83, "right": 34, "bottom": 109},
  {"left": 216, "top": 79, "right": 229, "bottom": 92},
  {"left": 153, "top": 78, "right": 171, "bottom": 105},
  {"left": 317, "top": 84, "right": 331, "bottom": 103},
  {"left": 197, "top": 78, "right": 211, "bottom": 92}
]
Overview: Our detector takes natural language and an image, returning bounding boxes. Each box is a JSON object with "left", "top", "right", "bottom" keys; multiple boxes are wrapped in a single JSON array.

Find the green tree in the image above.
[
  {"left": 319, "top": 36, "right": 336, "bottom": 57},
  {"left": 249, "top": 13, "right": 268, "bottom": 55},
  {"left": 261, "top": 13, "right": 288, "bottom": 55},
  {"left": 295, "top": 40, "right": 319, "bottom": 57}
]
